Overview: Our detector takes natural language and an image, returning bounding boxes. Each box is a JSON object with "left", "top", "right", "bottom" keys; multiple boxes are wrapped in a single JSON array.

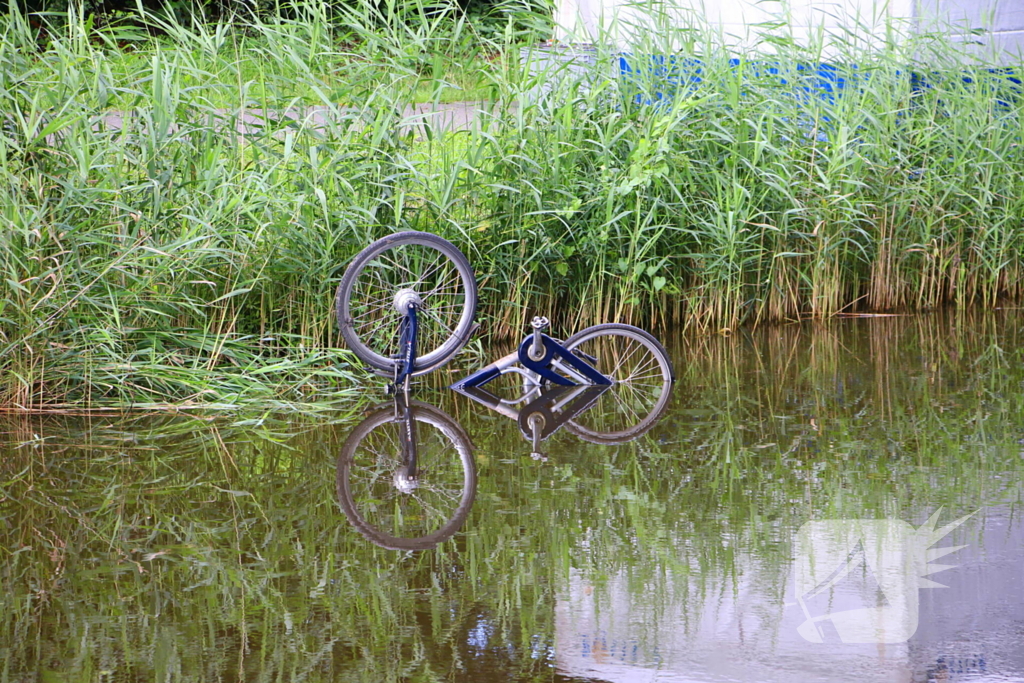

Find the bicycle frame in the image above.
[{"left": 452, "top": 332, "right": 611, "bottom": 391}]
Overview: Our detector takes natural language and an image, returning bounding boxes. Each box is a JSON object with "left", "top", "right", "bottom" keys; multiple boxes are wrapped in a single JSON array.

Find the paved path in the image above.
[{"left": 92, "top": 101, "right": 509, "bottom": 137}]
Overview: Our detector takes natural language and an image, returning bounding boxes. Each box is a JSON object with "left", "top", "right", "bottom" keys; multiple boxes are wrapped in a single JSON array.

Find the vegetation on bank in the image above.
[{"left": 1, "top": 1, "right": 1022, "bottom": 409}]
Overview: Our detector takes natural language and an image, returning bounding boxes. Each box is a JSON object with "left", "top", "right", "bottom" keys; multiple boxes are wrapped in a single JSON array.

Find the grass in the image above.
[{"left": 1, "top": 1, "right": 1023, "bottom": 409}]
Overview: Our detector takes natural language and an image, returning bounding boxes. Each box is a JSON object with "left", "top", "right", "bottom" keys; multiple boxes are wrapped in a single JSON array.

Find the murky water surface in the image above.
[{"left": 3, "top": 312, "right": 1023, "bottom": 682}]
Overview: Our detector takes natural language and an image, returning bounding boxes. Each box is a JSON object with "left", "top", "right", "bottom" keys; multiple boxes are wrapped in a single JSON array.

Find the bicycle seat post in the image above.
[{"left": 529, "top": 316, "right": 549, "bottom": 362}]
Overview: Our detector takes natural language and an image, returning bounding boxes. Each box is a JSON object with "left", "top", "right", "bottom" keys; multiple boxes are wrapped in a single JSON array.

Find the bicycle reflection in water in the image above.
[{"left": 336, "top": 380, "right": 673, "bottom": 551}]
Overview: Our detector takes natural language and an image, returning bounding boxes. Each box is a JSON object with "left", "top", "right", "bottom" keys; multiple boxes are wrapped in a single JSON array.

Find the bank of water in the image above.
[{"left": 1, "top": 310, "right": 1022, "bottom": 682}]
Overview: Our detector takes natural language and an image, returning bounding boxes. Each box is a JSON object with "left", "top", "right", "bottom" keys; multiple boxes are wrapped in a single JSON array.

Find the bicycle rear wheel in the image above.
[
  {"left": 336, "top": 400, "right": 476, "bottom": 550},
  {"left": 560, "top": 323, "right": 674, "bottom": 444},
  {"left": 336, "top": 232, "right": 477, "bottom": 376}
]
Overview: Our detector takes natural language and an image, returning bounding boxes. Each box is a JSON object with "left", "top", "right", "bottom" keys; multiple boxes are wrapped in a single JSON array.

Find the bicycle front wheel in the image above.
[
  {"left": 336, "top": 232, "right": 477, "bottom": 376},
  {"left": 560, "top": 323, "right": 674, "bottom": 444}
]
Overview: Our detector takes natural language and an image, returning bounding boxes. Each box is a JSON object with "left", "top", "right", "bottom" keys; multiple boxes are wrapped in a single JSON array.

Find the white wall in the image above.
[
  {"left": 919, "top": 0, "right": 1024, "bottom": 60},
  {"left": 553, "top": 0, "right": 1024, "bottom": 63}
]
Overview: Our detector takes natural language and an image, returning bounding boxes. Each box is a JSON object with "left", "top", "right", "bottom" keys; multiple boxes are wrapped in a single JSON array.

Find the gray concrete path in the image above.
[{"left": 92, "top": 100, "right": 511, "bottom": 138}]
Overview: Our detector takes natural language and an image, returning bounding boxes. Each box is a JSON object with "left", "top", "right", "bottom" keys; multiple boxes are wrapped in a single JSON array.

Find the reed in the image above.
[
  {"left": 483, "top": 29, "right": 1024, "bottom": 335},
  {"left": 1, "top": 1, "right": 1022, "bottom": 407}
]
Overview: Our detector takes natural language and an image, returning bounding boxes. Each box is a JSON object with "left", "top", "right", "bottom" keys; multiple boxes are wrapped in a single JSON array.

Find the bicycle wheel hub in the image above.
[
  {"left": 393, "top": 289, "right": 424, "bottom": 313},
  {"left": 393, "top": 467, "right": 419, "bottom": 494}
]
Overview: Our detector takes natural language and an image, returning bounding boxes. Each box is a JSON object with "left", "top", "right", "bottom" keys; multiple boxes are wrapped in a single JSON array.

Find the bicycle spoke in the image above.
[
  {"left": 423, "top": 270, "right": 463, "bottom": 299},
  {"left": 419, "top": 306, "right": 457, "bottom": 338}
]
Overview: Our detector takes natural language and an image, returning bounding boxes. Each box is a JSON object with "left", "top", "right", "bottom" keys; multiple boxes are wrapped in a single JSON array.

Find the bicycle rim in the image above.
[
  {"left": 336, "top": 232, "right": 476, "bottom": 375},
  {"left": 561, "top": 324, "right": 674, "bottom": 444}
]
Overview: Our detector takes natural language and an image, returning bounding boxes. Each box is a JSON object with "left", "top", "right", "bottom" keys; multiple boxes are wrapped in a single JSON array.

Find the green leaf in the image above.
[{"left": 209, "top": 288, "right": 252, "bottom": 304}]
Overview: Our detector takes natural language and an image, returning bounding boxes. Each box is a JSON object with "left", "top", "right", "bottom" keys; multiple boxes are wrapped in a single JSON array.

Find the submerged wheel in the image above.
[
  {"left": 336, "top": 400, "right": 476, "bottom": 550},
  {"left": 335, "top": 231, "right": 477, "bottom": 377},
  {"left": 560, "top": 323, "right": 674, "bottom": 444}
]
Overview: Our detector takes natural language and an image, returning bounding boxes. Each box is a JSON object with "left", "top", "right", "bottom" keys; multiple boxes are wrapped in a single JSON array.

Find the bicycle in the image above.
[
  {"left": 334, "top": 232, "right": 675, "bottom": 549},
  {"left": 335, "top": 231, "right": 675, "bottom": 433}
]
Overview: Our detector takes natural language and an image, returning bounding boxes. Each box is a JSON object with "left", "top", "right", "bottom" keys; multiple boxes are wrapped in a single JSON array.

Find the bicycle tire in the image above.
[
  {"left": 336, "top": 231, "right": 477, "bottom": 377},
  {"left": 559, "top": 323, "right": 674, "bottom": 444},
  {"left": 336, "top": 400, "right": 476, "bottom": 550}
]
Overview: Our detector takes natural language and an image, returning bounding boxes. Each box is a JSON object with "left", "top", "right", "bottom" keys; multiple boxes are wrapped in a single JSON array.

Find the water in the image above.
[{"left": 2, "top": 311, "right": 1022, "bottom": 682}]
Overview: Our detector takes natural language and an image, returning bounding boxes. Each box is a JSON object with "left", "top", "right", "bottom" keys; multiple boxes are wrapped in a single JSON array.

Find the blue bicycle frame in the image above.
[{"left": 452, "top": 331, "right": 610, "bottom": 391}]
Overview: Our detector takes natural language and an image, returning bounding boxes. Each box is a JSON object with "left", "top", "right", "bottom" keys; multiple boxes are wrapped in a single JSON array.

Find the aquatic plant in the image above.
[{"left": 1, "top": 1, "right": 1022, "bottom": 408}]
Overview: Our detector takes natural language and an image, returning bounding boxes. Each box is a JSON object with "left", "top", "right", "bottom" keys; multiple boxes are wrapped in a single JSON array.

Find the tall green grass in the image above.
[
  {"left": 488, "top": 24, "right": 1024, "bottom": 334},
  {"left": 1, "top": 1, "right": 1022, "bottom": 408},
  {"left": 0, "top": 1, "right": 500, "bottom": 408}
]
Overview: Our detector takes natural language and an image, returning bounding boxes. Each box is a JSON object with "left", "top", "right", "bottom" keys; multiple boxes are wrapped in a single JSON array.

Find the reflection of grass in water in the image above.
[
  {"left": 0, "top": 405, "right": 558, "bottom": 681},
  {"left": 1, "top": 311, "right": 1023, "bottom": 677},
  {"left": 567, "top": 309, "right": 1024, "bottom": 637}
]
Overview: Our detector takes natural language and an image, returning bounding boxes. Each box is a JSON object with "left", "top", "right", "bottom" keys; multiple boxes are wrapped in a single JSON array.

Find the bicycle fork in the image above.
[{"left": 393, "top": 290, "right": 421, "bottom": 393}]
